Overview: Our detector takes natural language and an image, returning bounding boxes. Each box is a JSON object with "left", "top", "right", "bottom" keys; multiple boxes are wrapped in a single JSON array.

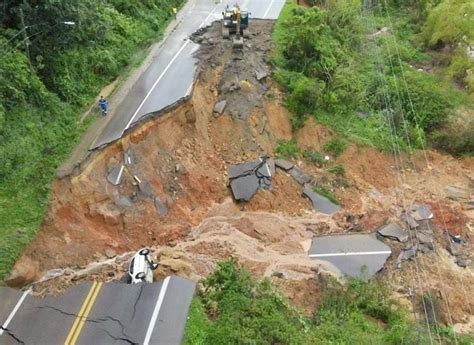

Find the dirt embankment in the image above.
[{"left": 9, "top": 20, "right": 474, "bottom": 323}]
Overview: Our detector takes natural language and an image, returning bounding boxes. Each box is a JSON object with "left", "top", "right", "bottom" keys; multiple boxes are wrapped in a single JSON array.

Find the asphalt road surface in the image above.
[
  {"left": 308, "top": 234, "right": 392, "bottom": 279},
  {"left": 91, "top": 0, "right": 285, "bottom": 149},
  {"left": 0, "top": 276, "right": 195, "bottom": 344}
]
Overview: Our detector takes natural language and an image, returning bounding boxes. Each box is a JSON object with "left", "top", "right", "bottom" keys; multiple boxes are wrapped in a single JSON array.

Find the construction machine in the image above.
[{"left": 221, "top": 4, "right": 250, "bottom": 49}]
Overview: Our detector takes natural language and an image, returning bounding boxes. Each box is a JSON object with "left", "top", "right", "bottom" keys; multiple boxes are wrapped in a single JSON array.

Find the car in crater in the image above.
[{"left": 127, "top": 248, "right": 159, "bottom": 284}]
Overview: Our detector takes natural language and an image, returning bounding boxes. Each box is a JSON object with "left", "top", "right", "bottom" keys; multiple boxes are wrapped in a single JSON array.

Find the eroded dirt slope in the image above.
[{"left": 9, "top": 20, "right": 474, "bottom": 325}]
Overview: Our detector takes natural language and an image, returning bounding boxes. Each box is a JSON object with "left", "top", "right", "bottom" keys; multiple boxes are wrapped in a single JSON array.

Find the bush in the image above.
[
  {"left": 197, "top": 260, "right": 306, "bottom": 344},
  {"left": 429, "top": 113, "right": 474, "bottom": 155},
  {"left": 303, "top": 149, "right": 325, "bottom": 165},
  {"left": 275, "top": 139, "right": 301, "bottom": 159},
  {"left": 448, "top": 47, "right": 474, "bottom": 92},
  {"left": 273, "top": 0, "right": 469, "bottom": 154},
  {"left": 183, "top": 260, "right": 437, "bottom": 344},
  {"left": 421, "top": 0, "right": 474, "bottom": 48},
  {"left": 324, "top": 137, "right": 348, "bottom": 157},
  {"left": 327, "top": 164, "right": 346, "bottom": 176}
]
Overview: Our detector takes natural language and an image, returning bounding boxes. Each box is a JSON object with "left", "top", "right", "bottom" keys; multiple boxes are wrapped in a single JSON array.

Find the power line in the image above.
[
  {"left": 363, "top": 2, "right": 435, "bottom": 342},
  {"left": 377, "top": 0, "right": 465, "bottom": 342}
]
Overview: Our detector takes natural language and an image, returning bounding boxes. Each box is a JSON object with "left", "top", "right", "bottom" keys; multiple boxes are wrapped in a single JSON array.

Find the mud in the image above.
[{"left": 9, "top": 20, "right": 474, "bottom": 325}]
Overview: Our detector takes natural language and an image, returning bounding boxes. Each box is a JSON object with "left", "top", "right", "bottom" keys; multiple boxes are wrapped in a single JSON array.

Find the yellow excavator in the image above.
[{"left": 221, "top": 4, "right": 250, "bottom": 49}]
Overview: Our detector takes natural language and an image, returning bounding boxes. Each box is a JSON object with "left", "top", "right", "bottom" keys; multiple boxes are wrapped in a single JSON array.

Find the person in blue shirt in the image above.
[{"left": 99, "top": 95, "right": 108, "bottom": 116}]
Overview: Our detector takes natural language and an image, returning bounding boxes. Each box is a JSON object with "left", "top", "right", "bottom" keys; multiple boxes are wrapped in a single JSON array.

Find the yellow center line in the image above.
[
  {"left": 64, "top": 282, "right": 97, "bottom": 345},
  {"left": 64, "top": 282, "right": 102, "bottom": 345},
  {"left": 70, "top": 282, "right": 103, "bottom": 345}
]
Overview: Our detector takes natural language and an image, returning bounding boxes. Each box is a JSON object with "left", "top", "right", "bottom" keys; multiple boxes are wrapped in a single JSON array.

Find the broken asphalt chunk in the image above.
[
  {"left": 228, "top": 157, "right": 272, "bottom": 201},
  {"left": 303, "top": 185, "right": 341, "bottom": 215},
  {"left": 115, "top": 196, "right": 133, "bottom": 208},
  {"left": 107, "top": 165, "right": 125, "bottom": 186},
  {"left": 267, "top": 158, "right": 275, "bottom": 176},
  {"left": 154, "top": 196, "right": 168, "bottom": 216},
  {"left": 377, "top": 223, "right": 408, "bottom": 242},
  {"left": 444, "top": 185, "right": 470, "bottom": 201},
  {"left": 213, "top": 100, "right": 227, "bottom": 115},
  {"left": 288, "top": 166, "right": 312, "bottom": 185},
  {"left": 397, "top": 246, "right": 417, "bottom": 264},
  {"left": 255, "top": 69, "right": 268, "bottom": 81},
  {"left": 456, "top": 258, "right": 468, "bottom": 268},
  {"left": 308, "top": 233, "right": 391, "bottom": 279},
  {"left": 230, "top": 175, "right": 260, "bottom": 201},
  {"left": 416, "top": 231, "right": 433, "bottom": 246},
  {"left": 402, "top": 212, "right": 419, "bottom": 229},
  {"left": 124, "top": 150, "right": 134, "bottom": 165},
  {"left": 410, "top": 204, "right": 433, "bottom": 221},
  {"left": 274, "top": 159, "right": 294, "bottom": 171},
  {"left": 138, "top": 181, "right": 155, "bottom": 199}
]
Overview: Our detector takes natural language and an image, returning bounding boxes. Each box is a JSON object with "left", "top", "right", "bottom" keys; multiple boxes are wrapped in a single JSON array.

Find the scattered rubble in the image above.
[
  {"left": 444, "top": 185, "right": 470, "bottom": 201},
  {"left": 274, "top": 159, "right": 294, "bottom": 171},
  {"left": 228, "top": 156, "right": 272, "bottom": 201},
  {"left": 397, "top": 246, "right": 417, "bottom": 264},
  {"left": 410, "top": 204, "right": 433, "bottom": 221},
  {"left": 377, "top": 223, "right": 408, "bottom": 242},
  {"left": 107, "top": 165, "right": 125, "bottom": 185},
  {"left": 154, "top": 196, "right": 168, "bottom": 216},
  {"left": 213, "top": 100, "right": 227, "bottom": 115},
  {"left": 287, "top": 166, "right": 313, "bottom": 185}
]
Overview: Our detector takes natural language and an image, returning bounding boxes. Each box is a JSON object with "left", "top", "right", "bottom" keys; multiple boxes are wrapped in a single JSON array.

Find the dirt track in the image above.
[{"left": 8, "top": 20, "right": 474, "bottom": 325}]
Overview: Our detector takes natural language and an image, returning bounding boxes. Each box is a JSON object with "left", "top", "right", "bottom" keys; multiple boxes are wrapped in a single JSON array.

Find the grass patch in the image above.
[
  {"left": 327, "top": 164, "right": 346, "bottom": 176},
  {"left": 324, "top": 138, "right": 348, "bottom": 157},
  {"left": 183, "top": 260, "right": 465, "bottom": 344},
  {"left": 183, "top": 299, "right": 211, "bottom": 345},
  {"left": 303, "top": 149, "right": 325, "bottom": 165},
  {"left": 275, "top": 139, "right": 301, "bottom": 159}
]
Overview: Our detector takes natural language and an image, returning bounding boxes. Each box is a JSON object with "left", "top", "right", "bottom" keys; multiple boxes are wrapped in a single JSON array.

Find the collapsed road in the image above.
[
  {"left": 308, "top": 234, "right": 392, "bottom": 279},
  {"left": 91, "top": 0, "right": 285, "bottom": 149},
  {"left": 0, "top": 276, "right": 195, "bottom": 345}
]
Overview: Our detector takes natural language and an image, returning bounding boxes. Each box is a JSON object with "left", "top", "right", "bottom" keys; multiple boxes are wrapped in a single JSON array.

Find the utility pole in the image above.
[{"left": 19, "top": 5, "right": 31, "bottom": 69}]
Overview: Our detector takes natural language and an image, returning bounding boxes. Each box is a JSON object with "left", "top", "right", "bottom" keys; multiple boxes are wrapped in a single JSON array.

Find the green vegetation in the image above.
[
  {"left": 183, "top": 260, "right": 470, "bottom": 344},
  {"left": 327, "top": 163, "right": 345, "bottom": 176},
  {"left": 324, "top": 137, "right": 347, "bottom": 157},
  {"left": 272, "top": 0, "right": 472, "bottom": 155},
  {"left": 275, "top": 139, "right": 301, "bottom": 159},
  {"left": 0, "top": 0, "right": 183, "bottom": 279},
  {"left": 302, "top": 149, "right": 325, "bottom": 165},
  {"left": 275, "top": 140, "right": 327, "bottom": 166},
  {"left": 421, "top": 0, "right": 474, "bottom": 92}
]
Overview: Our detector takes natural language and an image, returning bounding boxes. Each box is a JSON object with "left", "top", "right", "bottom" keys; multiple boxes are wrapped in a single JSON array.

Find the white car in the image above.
[{"left": 127, "top": 248, "right": 159, "bottom": 284}]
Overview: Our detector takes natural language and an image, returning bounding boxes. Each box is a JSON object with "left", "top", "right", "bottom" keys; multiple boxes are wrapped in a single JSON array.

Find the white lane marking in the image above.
[
  {"left": 0, "top": 290, "right": 29, "bottom": 336},
  {"left": 309, "top": 251, "right": 392, "bottom": 258},
  {"left": 125, "top": 4, "right": 220, "bottom": 130},
  {"left": 115, "top": 165, "right": 125, "bottom": 185},
  {"left": 143, "top": 277, "right": 171, "bottom": 345},
  {"left": 199, "top": 4, "right": 220, "bottom": 29},
  {"left": 125, "top": 41, "right": 190, "bottom": 129},
  {"left": 263, "top": 0, "right": 277, "bottom": 19}
]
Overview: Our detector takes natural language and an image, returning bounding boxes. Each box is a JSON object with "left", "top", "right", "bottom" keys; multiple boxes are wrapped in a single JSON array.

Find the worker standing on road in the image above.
[
  {"left": 173, "top": 7, "right": 177, "bottom": 19},
  {"left": 99, "top": 95, "right": 109, "bottom": 116}
]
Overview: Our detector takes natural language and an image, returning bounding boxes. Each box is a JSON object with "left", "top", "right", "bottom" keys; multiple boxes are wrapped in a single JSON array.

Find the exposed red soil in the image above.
[{"left": 8, "top": 19, "right": 474, "bottom": 327}]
